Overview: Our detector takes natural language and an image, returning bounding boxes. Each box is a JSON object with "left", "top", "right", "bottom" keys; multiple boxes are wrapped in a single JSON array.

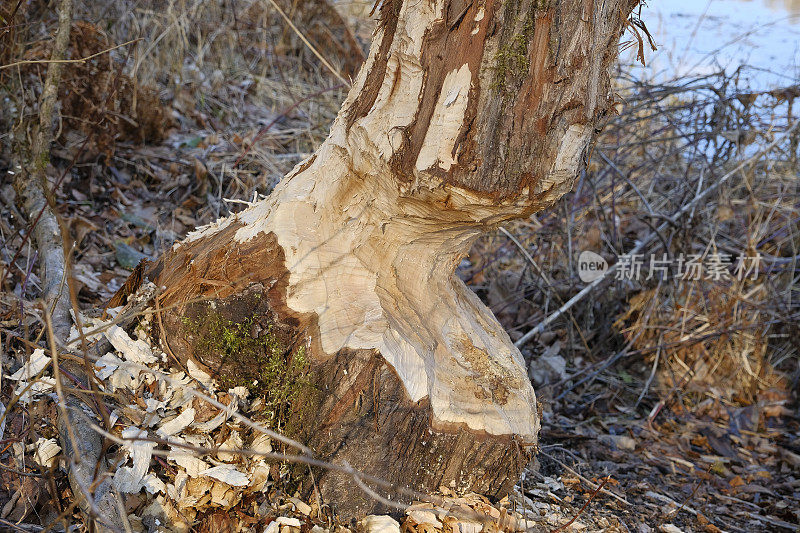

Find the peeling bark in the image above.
[{"left": 140, "top": 0, "right": 639, "bottom": 519}]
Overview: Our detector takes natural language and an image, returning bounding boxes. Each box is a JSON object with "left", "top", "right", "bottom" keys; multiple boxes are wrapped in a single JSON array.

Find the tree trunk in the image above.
[{"left": 141, "top": 0, "right": 638, "bottom": 519}]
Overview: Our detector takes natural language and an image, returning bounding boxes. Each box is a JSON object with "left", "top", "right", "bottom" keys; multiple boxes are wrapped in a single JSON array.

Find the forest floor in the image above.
[{"left": 0, "top": 1, "right": 798, "bottom": 532}]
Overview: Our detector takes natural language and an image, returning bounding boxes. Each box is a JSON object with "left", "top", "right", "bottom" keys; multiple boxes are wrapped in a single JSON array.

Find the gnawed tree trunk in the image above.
[{"left": 138, "top": 0, "right": 637, "bottom": 518}]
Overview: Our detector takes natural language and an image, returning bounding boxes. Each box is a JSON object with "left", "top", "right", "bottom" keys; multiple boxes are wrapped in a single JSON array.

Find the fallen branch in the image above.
[
  {"left": 42, "top": 309, "right": 122, "bottom": 532},
  {"left": 12, "top": 0, "right": 75, "bottom": 339},
  {"left": 540, "top": 451, "right": 630, "bottom": 507},
  {"left": 10, "top": 1, "right": 126, "bottom": 529},
  {"left": 549, "top": 475, "right": 610, "bottom": 533},
  {"left": 0, "top": 38, "right": 140, "bottom": 70}
]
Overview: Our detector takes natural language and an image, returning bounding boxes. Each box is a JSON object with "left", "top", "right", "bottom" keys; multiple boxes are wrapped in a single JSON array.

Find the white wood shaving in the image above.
[
  {"left": 14, "top": 377, "right": 55, "bottom": 403},
  {"left": 193, "top": 395, "right": 237, "bottom": 432},
  {"left": 289, "top": 496, "right": 312, "bottom": 516},
  {"left": 157, "top": 407, "right": 196, "bottom": 437},
  {"left": 199, "top": 464, "right": 250, "bottom": 487},
  {"left": 251, "top": 433, "right": 272, "bottom": 455},
  {"left": 168, "top": 443, "right": 210, "bottom": 477},
  {"left": 217, "top": 430, "right": 243, "bottom": 462},
  {"left": 248, "top": 464, "right": 270, "bottom": 491},
  {"left": 187, "top": 359, "right": 213, "bottom": 387},
  {"left": 9, "top": 349, "right": 50, "bottom": 381},
  {"left": 108, "top": 363, "right": 139, "bottom": 391},
  {"left": 95, "top": 352, "right": 122, "bottom": 380},
  {"left": 406, "top": 510, "right": 443, "bottom": 529},
  {"left": 114, "top": 427, "right": 156, "bottom": 493},
  {"left": 361, "top": 515, "right": 400, "bottom": 533},
  {"left": 210, "top": 481, "right": 241, "bottom": 507},
  {"left": 142, "top": 473, "right": 167, "bottom": 495},
  {"left": 105, "top": 324, "right": 157, "bottom": 364}
]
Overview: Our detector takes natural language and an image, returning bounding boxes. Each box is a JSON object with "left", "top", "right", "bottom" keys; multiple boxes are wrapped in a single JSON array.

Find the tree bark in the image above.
[{"left": 139, "top": 0, "right": 638, "bottom": 519}]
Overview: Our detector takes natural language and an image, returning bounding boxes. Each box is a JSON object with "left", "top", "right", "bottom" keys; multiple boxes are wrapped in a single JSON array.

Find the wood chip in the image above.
[
  {"left": 9, "top": 349, "right": 50, "bottom": 380},
  {"left": 114, "top": 427, "right": 157, "bottom": 493},
  {"left": 157, "top": 407, "right": 196, "bottom": 437},
  {"left": 199, "top": 464, "right": 250, "bottom": 487},
  {"left": 105, "top": 324, "right": 157, "bottom": 364},
  {"left": 361, "top": 515, "right": 400, "bottom": 533}
]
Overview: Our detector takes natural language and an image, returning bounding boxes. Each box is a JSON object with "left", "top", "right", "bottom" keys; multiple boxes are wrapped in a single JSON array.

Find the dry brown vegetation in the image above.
[{"left": 0, "top": 0, "right": 798, "bottom": 531}]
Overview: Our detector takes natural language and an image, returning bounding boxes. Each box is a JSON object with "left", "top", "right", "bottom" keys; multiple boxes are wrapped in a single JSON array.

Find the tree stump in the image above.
[{"left": 134, "top": 0, "right": 638, "bottom": 519}]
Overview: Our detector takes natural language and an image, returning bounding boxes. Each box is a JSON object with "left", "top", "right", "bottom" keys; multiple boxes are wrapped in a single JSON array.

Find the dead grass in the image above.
[{"left": 469, "top": 65, "right": 800, "bottom": 409}]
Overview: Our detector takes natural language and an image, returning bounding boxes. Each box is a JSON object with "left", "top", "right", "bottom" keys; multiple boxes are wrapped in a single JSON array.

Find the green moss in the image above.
[
  {"left": 491, "top": 4, "right": 545, "bottom": 95},
  {"left": 35, "top": 150, "right": 50, "bottom": 172},
  {"left": 492, "top": 32, "right": 532, "bottom": 92},
  {"left": 184, "top": 308, "right": 311, "bottom": 430}
]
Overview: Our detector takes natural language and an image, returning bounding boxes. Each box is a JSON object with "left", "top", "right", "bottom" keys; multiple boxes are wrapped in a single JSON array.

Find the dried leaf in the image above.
[{"left": 33, "top": 438, "right": 61, "bottom": 468}]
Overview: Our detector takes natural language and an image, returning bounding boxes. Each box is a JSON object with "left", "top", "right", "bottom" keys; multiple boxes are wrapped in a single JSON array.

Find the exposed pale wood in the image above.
[{"left": 138, "top": 0, "right": 639, "bottom": 519}]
